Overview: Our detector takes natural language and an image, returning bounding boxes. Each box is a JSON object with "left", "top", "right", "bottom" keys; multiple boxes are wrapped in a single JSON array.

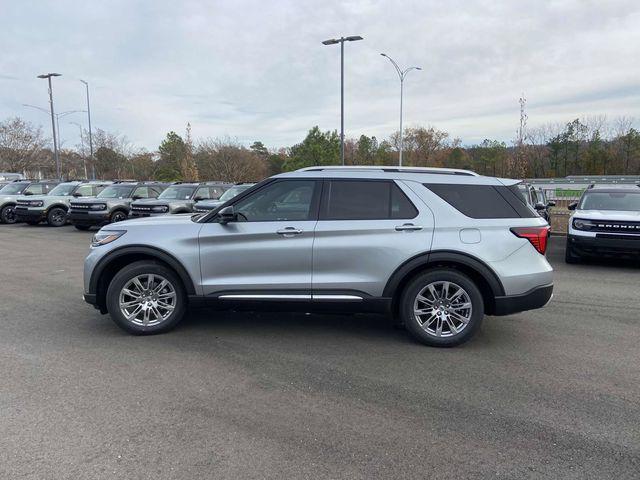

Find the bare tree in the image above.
[
  {"left": 196, "top": 137, "right": 268, "bottom": 182},
  {"left": 0, "top": 117, "right": 48, "bottom": 174}
]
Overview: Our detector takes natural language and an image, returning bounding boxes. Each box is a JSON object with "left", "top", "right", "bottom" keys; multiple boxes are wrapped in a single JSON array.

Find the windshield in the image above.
[
  {"left": 97, "top": 185, "right": 135, "bottom": 199},
  {"left": 219, "top": 185, "right": 253, "bottom": 201},
  {"left": 0, "top": 182, "right": 29, "bottom": 195},
  {"left": 579, "top": 191, "right": 640, "bottom": 211},
  {"left": 158, "top": 186, "right": 196, "bottom": 200},
  {"left": 47, "top": 183, "right": 77, "bottom": 196}
]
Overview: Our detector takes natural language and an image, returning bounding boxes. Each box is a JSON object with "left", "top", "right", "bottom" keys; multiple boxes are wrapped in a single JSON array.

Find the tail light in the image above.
[{"left": 510, "top": 226, "right": 550, "bottom": 255}]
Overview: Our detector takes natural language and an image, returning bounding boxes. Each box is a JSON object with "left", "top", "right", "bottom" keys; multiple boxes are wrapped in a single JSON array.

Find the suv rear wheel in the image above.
[
  {"left": 47, "top": 207, "right": 67, "bottom": 227},
  {"left": 400, "top": 269, "right": 484, "bottom": 347},
  {"left": 106, "top": 261, "right": 186, "bottom": 335}
]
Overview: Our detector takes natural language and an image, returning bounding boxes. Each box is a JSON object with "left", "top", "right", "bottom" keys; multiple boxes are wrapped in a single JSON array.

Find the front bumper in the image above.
[
  {"left": 568, "top": 233, "right": 640, "bottom": 258},
  {"left": 14, "top": 207, "right": 46, "bottom": 222},
  {"left": 129, "top": 211, "right": 167, "bottom": 218},
  {"left": 493, "top": 284, "right": 553, "bottom": 316},
  {"left": 68, "top": 211, "right": 110, "bottom": 226}
]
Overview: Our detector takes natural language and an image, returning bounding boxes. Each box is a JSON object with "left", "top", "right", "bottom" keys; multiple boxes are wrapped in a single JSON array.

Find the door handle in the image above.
[
  {"left": 276, "top": 227, "right": 303, "bottom": 236},
  {"left": 395, "top": 223, "right": 423, "bottom": 231}
]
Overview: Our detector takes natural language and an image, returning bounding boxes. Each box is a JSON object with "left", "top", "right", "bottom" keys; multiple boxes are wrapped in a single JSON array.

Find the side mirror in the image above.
[
  {"left": 73, "top": 192, "right": 83, "bottom": 197},
  {"left": 217, "top": 205, "right": 236, "bottom": 224},
  {"left": 132, "top": 195, "right": 142, "bottom": 200},
  {"left": 534, "top": 202, "right": 546, "bottom": 210},
  {"left": 193, "top": 196, "right": 205, "bottom": 202},
  {"left": 24, "top": 191, "right": 33, "bottom": 196},
  {"left": 568, "top": 202, "right": 577, "bottom": 211},
  {"left": 547, "top": 200, "right": 556, "bottom": 207}
]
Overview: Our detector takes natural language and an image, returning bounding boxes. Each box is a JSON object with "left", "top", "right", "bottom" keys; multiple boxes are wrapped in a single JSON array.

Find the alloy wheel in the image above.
[
  {"left": 413, "top": 281, "right": 473, "bottom": 338},
  {"left": 118, "top": 273, "right": 177, "bottom": 327}
]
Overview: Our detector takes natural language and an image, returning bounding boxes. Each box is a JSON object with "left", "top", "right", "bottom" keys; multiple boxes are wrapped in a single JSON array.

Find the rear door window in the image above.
[
  {"left": 321, "top": 180, "right": 418, "bottom": 220},
  {"left": 425, "top": 184, "right": 536, "bottom": 219}
]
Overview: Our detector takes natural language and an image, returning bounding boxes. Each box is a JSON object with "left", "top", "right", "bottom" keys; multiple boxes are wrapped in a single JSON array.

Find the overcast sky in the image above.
[{"left": 1, "top": 0, "right": 639, "bottom": 151}]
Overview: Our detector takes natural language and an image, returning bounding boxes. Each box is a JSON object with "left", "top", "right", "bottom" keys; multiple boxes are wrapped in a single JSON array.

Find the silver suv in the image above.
[{"left": 83, "top": 167, "right": 553, "bottom": 347}]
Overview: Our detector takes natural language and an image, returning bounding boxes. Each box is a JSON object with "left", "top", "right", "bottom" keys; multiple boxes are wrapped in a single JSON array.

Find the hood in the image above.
[
  {"left": 574, "top": 209, "right": 640, "bottom": 221},
  {"left": 132, "top": 198, "right": 169, "bottom": 206},
  {"left": 195, "top": 199, "right": 223, "bottom": 208},
  {"left": 110, "top": 213, "right": 195, "bottom": 228},
  {"left": 71, "top": 197, "right": 109, "bottom": 203}
]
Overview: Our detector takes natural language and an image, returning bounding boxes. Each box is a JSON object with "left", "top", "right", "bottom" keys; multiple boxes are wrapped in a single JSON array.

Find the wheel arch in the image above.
[
  {"left": 46, "top": 203, "right": 69, "bottom": 213},
  {"left": 90, "top": 245, "right": 196, "bottom": 312},
  {"left": 384, "top": 250, "right": 505, "bottom": 317}
]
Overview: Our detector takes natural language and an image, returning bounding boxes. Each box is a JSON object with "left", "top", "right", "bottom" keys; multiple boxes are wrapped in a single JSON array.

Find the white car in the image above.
[{"left": 566, "top": 184, "right": 640, "bottom": 263}]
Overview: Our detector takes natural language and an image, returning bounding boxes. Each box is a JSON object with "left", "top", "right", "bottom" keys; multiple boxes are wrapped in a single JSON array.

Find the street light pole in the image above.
[
  {"left": 37, "top": 73, "right": 62, "bottom": 179},
  {"left": 23, "top": 104, "right": 85, "bottom": 178},
  {"left": 80, "top": 80, "right": 95, "bottom": 179},
  {"left": 70, "top": 121, "right": 88, "bottom": 179},
  {"left": 322, "top": 35, "right": 363, "bottom": 166},
  {"left": 380, "top": 54, "right": 421, "bottom": 167}
]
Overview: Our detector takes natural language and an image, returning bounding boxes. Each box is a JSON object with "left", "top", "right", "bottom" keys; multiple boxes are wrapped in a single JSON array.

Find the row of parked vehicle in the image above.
[{"left": 0, "top": 179, "right": 255, "bottom": 229}]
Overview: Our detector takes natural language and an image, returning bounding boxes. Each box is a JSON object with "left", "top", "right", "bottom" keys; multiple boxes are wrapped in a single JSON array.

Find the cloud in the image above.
[{"left": 0, "top": 0, "right": 638, "bottom": 150}]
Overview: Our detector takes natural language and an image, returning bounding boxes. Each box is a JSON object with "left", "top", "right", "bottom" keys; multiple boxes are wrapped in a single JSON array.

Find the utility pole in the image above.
[
  {"left": 37, "top": 73, "right": 62, "bottom": 179},
  {"left": 322, "top": 35, "right": 363, "bottom": 165},
  {"left": 80, "top": 80, "right": 95, "bottom": 179}
]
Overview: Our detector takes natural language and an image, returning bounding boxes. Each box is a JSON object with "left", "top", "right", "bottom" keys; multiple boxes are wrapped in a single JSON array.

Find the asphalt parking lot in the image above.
[{"left": 1, "top": 224, "right": 639, "bottom": 479}]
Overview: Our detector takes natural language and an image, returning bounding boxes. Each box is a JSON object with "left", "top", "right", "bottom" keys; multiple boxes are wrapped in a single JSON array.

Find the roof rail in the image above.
[
  {"left": 112, "top": 179, "right": 138, "bottom": 184},
  {"left": 295, "top": 165, "right": 478, "bottom": 176}
]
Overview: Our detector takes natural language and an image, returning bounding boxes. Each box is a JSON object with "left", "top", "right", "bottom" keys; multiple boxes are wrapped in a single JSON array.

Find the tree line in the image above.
[{"left": 1, "top": 115, "right": 639, "bottom": 182}]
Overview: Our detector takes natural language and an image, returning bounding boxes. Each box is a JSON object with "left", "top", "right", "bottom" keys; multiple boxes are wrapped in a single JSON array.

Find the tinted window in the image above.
[
  {"left": 149, "top": 187, "right": 164, "bottom": 197},
  {"left": 75, "top": 185, "right": 94, "bottom": 197},
  {"left": 194, "top": 187, "right": 212, "bottom": 200},
  {"left": 233, "top": 180, "right": 316, "bottom": 222},
  {"left": 323, "top": 180, "right": 418, "bottom": 220},
  {"left": 24, "top": 184, "right": 45, "bottom": 195},
  {"left": 132, "top": 186, "right": 151, "bottom": 199},
  {"left": 426, "top": 184, "right": 536, "bottom": 219}
]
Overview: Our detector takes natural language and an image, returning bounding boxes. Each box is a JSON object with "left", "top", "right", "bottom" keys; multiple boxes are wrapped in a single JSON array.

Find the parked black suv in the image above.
[
  {"left": 0, "top": 179, "right": 60, "bottom": 224},
  {"left": 68, "top": 181, "right": 169, "bottom": 230},
  {"left": 129, "top": 181, "right": 230, "bottom": 217},
  {"left": 517, "top": 183, "right": 555, "bottom": 224}
]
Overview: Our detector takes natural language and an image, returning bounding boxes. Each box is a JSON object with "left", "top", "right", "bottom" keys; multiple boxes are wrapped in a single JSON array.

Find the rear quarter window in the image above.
[{"left": 425, "top": 184, "right": 536, "bottom": 219}]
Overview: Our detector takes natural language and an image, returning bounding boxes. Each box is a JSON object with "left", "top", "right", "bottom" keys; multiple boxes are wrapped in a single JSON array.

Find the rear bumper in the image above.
[
  {"left": 15, "top": 207, "right": 46, "bottom": 222},
  {"left": 492, "top": 284, "right": 553, "bottom": 316},
  {"left": 568, "top": 233, "right": 640, "bottom": 257}
]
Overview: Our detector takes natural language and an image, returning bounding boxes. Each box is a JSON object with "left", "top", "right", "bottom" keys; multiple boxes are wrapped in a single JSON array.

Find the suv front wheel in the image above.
[
  {"left": 400, "top": 269, "right": 484, "bottom": 347},
  {"left": 106, "top": 261, "right": 187, "bottom": 335}
]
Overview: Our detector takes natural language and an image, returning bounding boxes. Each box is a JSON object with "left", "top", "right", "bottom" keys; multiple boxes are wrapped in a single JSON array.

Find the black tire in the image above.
[
  {"left": 565, "top": 242, "right": 581, "bottom": 264},
  {"left": 74, "top": 224, "right": 91, "bottom": 231},
  {"left": 399, "top": 269, "right": 484, "bottom": 347},
  {"left": 110, "top": 210, "right": 127, "bottom": 223},
  {"left": 0, "top": 205, "right": 16, "bottom": 224},
  {"left": 47, "top": 207, "right": 67, "bottom": 227},
  {"left": 106, "top": 260, "right": 186, "bottom": 335}
]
